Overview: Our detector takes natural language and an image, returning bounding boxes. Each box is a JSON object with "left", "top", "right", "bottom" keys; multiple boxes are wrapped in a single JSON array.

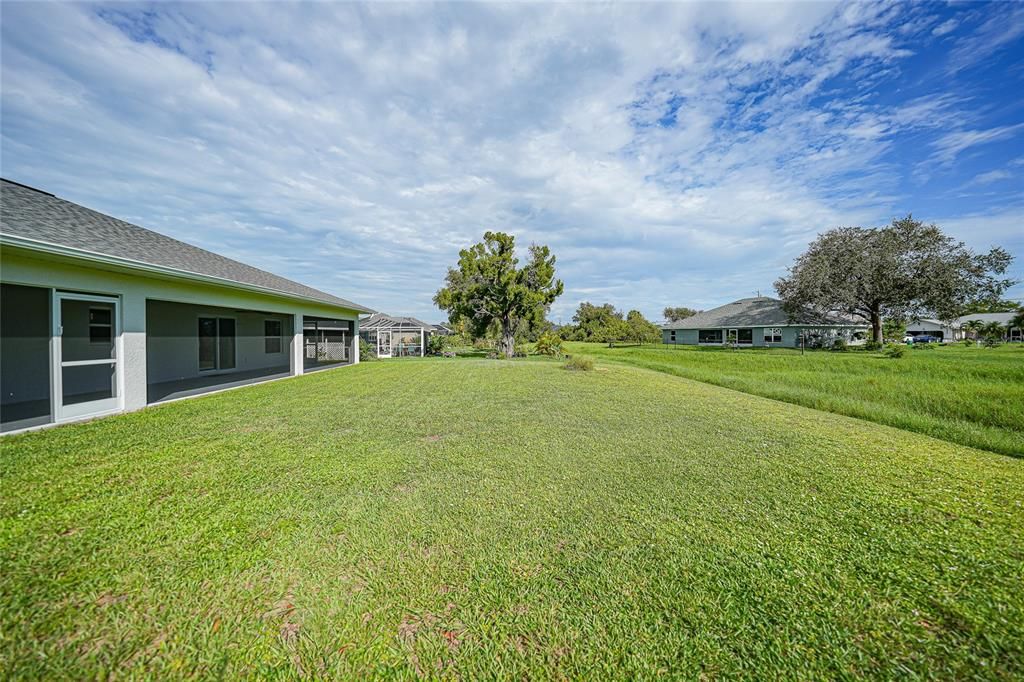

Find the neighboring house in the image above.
[
  {"left": 432, "top": 322, "right": 454, "bottom": 336},
  {"left": 956, "top": 311, "right": 1023, "bottom": 342},
  {"left": 661, "top": 296, "right": 866, "bottom": 347},
  {"left": 359, "top": 313, "right": 435, "bottom": 357},
  {"left": 0, "top": 179, "right": 372, "bottom": 433},
  {"left": 905, "top": 318, "right": 958, "bottom": 341}
]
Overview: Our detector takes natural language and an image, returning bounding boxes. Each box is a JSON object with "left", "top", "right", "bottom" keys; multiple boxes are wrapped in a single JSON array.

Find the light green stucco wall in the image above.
[
  {"left": 1, "top": 246, "right": 362, "bottom": 425},
  {"left": 662, "top": 325, "right": 862, "bottom": 348}
]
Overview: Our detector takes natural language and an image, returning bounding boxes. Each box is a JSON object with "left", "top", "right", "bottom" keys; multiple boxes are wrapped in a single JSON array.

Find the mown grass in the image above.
[
  {"left": 564, "top": 342, "right": 1024, "bottom": 457},
  {"left": 2, "top": 358, "right": 1022, "bottom": 679}
]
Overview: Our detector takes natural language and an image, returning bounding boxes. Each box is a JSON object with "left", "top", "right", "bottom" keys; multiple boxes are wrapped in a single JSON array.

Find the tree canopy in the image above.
[
  {"left": 960, "top": 299, "right": 1022, "bottom": 314},
  {"left": 775, "top": 216, "right": 1015, "bottom": 343},
  {"left": 663, "top": 306, "right": 700, "bottom": 322},
  {"left": 561, "top": 303, "right": 660, "bottom": 343},
  {"left": 434, "top": 231, "right": 563, "bottom": 358},
  {"left": 564, "top": 302, "right": 626, "bottom": 342},
  {"left": 625, "top": 310, "right": 662, "bottom": 343}
]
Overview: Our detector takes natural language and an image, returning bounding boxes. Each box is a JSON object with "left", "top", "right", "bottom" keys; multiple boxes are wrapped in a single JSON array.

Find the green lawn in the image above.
[
  {"left": 565, "top": 342, "right": 1024, "bottom": 457},
  {"left": 2, "top": 359, "right": 1023, "bottom": 678}
]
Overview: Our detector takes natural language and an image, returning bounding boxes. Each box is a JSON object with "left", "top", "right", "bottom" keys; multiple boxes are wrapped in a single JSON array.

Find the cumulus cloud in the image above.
[{"left": 2, "top": 1, "right": 1022, "bottom": 320}]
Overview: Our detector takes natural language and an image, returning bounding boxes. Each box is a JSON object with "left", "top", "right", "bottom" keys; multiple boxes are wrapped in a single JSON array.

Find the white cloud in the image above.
[
  {"left": 946, "top": 4, "right": 1024, "bottom": 73},
  {"left": 932, "top": 19, "right": 958, "bottom": 37},
  {"left": 1, "top": 2, "right": 1021, "bottom": 321},
  {"left": 930, "top": 125, "right": 1024, "bottom": 167},
  {"left": 968, "top": 170, "right": 1013, "bottom": 186}
]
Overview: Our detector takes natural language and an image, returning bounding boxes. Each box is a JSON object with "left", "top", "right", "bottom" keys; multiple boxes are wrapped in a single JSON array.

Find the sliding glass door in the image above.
[
  {"left": 198, "top": 317, "right": 236, "bottom": 371},
  {"left": 54, "top": 293, "right": 121, "bottom": 421}
]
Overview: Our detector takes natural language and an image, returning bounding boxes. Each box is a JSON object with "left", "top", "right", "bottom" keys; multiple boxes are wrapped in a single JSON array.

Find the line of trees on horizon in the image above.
[
  {"left": 557, "top": 302, "right": 661, "bottom": 344},
  {"left": 433, "top": 217, "right": 1018, "bottom": 355}
]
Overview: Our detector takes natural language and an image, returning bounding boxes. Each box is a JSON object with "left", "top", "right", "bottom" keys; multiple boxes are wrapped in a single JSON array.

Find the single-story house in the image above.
[
  {"left": 661, "top": 296, "right": 867, "bottom": 347},
  {"left": 956, "top": 311, "right": 1023, "bottom": 342},
  {"left": 905, "top": 318, "right": 957, "bottom": 341},
  {"left": 0, "top": 178, "right": 372, "bottom": 433},
  {"left": 905, "top": 312, "right": 1023, "bottom": 342},
  {"left": 358, "top": 313, "right": 435, "bottom": 357}
]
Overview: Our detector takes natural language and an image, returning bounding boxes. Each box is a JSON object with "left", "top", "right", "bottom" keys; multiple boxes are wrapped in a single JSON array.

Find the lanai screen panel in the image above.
[
  {"left": 0, "top": 283, "right": 52, "bottom": 432},
  {"left": 304, "top": 317, "right": 353, "bottom": 369}
]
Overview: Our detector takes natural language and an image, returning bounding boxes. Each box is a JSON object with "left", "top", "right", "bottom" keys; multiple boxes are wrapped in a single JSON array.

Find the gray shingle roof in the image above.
[
  {"left": 359, "top": 312, "right": 434, "bottom": 330},
  {"left": 662, "top": 297, "right": 860, "bottom": 329},
  {"left": 0, "top": 179, "right": 372, "bottom": 313}
]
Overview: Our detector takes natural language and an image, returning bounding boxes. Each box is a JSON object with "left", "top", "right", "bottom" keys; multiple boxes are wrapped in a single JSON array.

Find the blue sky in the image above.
[{"left": 2, "top": 1, "right": 1022, "bottom": 323}]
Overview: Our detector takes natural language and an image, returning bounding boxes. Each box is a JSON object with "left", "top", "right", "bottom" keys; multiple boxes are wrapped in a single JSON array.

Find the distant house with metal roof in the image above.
[
  {"left": 1, "top": 178, "right": 371, "bottom": 433},
  {"left": 956, "top": 311, "right": 1023, "bottom": 342},
  {"left": 905, "top": 311, "right": 1022, "bottom": 342},
  {"left": 358, "top": 313, "right": 437, "bottom": 358},
  {"left": 956, "top": 311, "right": 1019, "bottom": 326},
  {"left": 661, "top": 296, "right": 866, "bottom": 347}
]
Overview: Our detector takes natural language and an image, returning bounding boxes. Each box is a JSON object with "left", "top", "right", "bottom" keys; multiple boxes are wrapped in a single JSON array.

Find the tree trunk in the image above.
[
  {"left": 500, "top": 318, "right": 515, "bottom": 358},
  {"left": 871, "top": 309, "right": 883, "bottom": 344}
]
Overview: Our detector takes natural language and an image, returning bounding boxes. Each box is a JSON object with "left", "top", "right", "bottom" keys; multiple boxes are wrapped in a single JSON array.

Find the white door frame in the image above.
[
  {"left": 377, "top": 329, "right": 393, "bottom": 358},
  {"left": 52, "top": 291, "right": 123, "bottom": 422}
]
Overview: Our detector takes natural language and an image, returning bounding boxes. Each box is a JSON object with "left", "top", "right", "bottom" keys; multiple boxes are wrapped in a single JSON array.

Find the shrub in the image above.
[
  {"left": 831, "top": 338, "right": 848, "bottom": 352},
  {"left": 962, "top": 338, "right": 975, "bottom": 347},
  {"left": 914, "top": 341, "right": 935, "bottom": 350},
  {"left": 863, "top": 340, "right": 883, "bottom": 351},
  {"left": 983, "top": 336, "right": 1001, "bottom": 348},
  {"left": 535, "top": 331, "right": 563, "bottom": 357},
  {"left": 426, "top": 334, "right": 449, "bottom": 356},
  {"left": 883, "top": 342, "right": 906, "bottom": 359},
  {"left": 359, "top": 338, "right": 377, "bottom": 361},
  {"left": 564, "top": 356, "right": 595, "bottom": 371}
]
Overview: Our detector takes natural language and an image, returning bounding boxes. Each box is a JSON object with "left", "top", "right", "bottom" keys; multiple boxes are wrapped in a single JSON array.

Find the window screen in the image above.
[
  {"left": 265, "top": 320, "right": 283, "bottom": 353},
  {"left": 698, "top": 329, "right": 723, "bottom": 343}
]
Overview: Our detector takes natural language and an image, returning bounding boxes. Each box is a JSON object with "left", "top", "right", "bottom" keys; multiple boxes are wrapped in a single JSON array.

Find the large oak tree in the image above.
[
  {"left": 434, "top": 231, "right": 563, "bottom": 358},
  {"left": 775, "top": 216, "right": 1015, "bottom": 344}
]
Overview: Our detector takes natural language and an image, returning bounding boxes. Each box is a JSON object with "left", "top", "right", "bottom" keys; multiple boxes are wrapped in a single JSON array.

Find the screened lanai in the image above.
[
  {"left": 304, "top": 317, "right": 354, "bottom": 370},
  {"left": 358, "top": 313, "right": 434, "bottom": 358},
  {"left": 145, "top": 300, "right": 295, "bottom": 404}
]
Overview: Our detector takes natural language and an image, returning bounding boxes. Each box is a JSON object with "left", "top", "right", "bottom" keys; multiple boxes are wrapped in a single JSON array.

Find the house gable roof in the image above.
[
  {"left": 662, "top": 297, "right": 860, "bottom": 329},
  {"left": 0, "top": 179, "right": 372, "bottom": 313},
  {"left": 359, "top": 312, "right": 434, "bottom": 331},
  {"left": 956, "top": 312, "right": 1017, "bottom": 325}
]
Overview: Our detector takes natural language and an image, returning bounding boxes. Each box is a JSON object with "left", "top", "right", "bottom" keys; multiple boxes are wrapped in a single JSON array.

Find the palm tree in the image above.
[
  {"left": 962, "top": 319, "right": 984, "bottom": 341},
  {"left": 1007, "top": 310, "right": 1024, "bottom": 342},
  {"left": 981, "top": 321, "right": 1006, "bottom": 346}
]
